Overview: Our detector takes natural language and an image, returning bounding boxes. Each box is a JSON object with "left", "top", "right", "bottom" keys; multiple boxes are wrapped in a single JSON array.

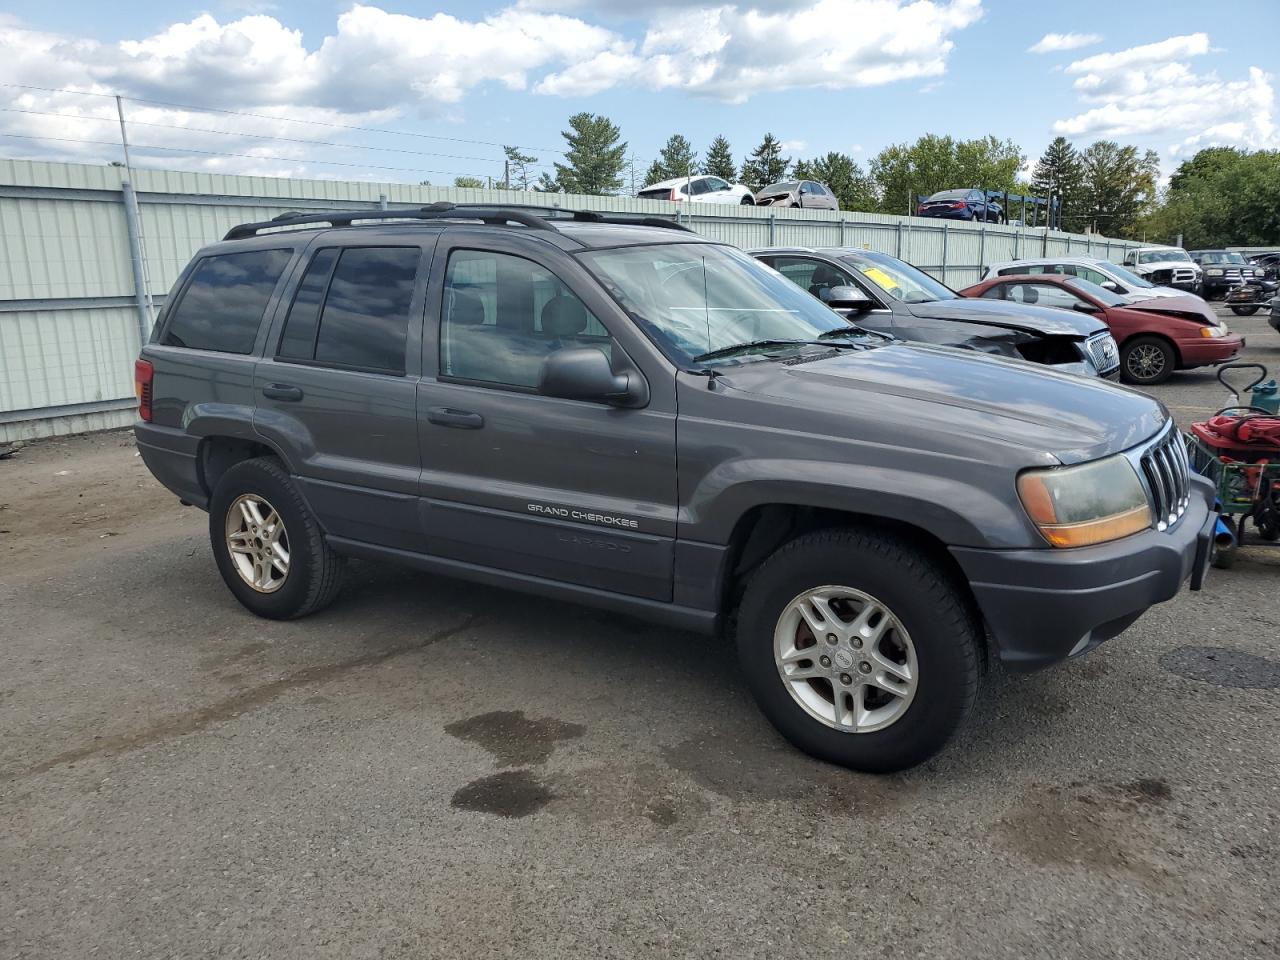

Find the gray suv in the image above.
[{"left": 135, "top": 203, "right": 1215, "bottom": 772}]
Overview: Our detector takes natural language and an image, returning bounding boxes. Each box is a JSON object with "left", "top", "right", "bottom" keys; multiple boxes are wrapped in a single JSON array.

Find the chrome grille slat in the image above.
[{"left": 1139, "top": 426, "right": 1190, "bottom": 531}]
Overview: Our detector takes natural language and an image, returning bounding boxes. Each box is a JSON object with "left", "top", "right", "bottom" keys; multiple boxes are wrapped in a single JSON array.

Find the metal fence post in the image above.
[
  {"left": 838, "top": 217, "right": 845, "bottom": 247},
  {"left": 768, "top": 212, "right": 776, "bottom": 245},
  {"left": 895, "top": 222, "right": 903, "bottom": 258},
  {"left": 979, "top": 226, "right": 986, "bottom": 273},
  {"left": 1088, "top": 235, "right": 1094, "bottom": 257},
  {"left": 379, "top": 193, "right": 388, "bottom": 210},
  {"left": 121, "top": 181, "right": 152, "bottom": 346},
  {"left": 941, "top": 222, "right": 948, "bottom": 283},
  {"left": 1014, "top": 227, "right": 1021, "bottom": 259},
  {"left": 1042, "top": 225, "right": 1049, "bottom": 256}
]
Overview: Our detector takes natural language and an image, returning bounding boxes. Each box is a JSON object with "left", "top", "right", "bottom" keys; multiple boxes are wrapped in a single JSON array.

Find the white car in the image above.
[
  {"left": 981, "top": 257, "right": 1196, "bottom": 303},
  {"left": 637, "top": 175, "right": 755, "bottom": 205},
  {"left": 1121, "top": 247, "right": 1202, "bottom": 294}
]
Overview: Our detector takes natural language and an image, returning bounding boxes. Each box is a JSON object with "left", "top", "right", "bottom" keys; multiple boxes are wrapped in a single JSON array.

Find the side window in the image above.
[
  {"left": 706, "top": 177, "right": 729, "bottom": 191},
  {"left": 998, "top": 265, "right": 1031, "bottom": 276},
  {"left": 276, "top": 246, "right": 419, "bottom": 374},
  {"left": 1079, "top": 268, "right": 1110, "bottom": 286},
  {"left": 980, "top": 285, "right": 1008, "bottom": 300},
  {"left": 162, "top": 248, "right": 292, "bottom": 353},
  {"left": 1005, "top": 282, "right": 1080, "bottom": 310},
  {"left": 771, "top": 257, "right": 853, "bottom": 301},
  {"left": 440, "top": 250, "right": 611, "bottom": 390},
  {"left": 688, "top": 178, "right": 712, "bottom": 196}
]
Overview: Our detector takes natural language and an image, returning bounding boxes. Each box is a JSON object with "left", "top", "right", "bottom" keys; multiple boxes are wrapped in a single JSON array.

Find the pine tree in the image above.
[
  {"left": 553, "top": 113, "right": 627, "bottom": 195},
  {"left": 1031, "top": 136, "right": 1083, "bottom": 229},
  {"left": 535, "top": 171, "right": 562, "bottom": 192},
  {"left": 740, "top": 134, "right": 790, "bottom": 191},
  {"left": 502, "top": 145, "right": 538, "bottom": 191},
  {"left": 643, "top": 160, "right": 667, "bottom": 188},
  {"left": 453, "top": 176, "right": 486, "bottom": 189},
  {"left": 703, "top": 135, "right": 737, "bottom": 183},
  {"left": 803, "top": 152, "right": 877, "bottom": 211}
]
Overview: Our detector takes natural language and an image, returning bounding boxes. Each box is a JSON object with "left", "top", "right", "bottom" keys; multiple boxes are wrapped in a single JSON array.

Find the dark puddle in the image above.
[
  {"left": 1159, "top": 646, "right": 1280, "bottom": 689},
  {"left": 444, "top": 710, "right": 585, "bottom": 767},
  {"left": 451, "top": 769, "right": 555, "bottom": 818}
]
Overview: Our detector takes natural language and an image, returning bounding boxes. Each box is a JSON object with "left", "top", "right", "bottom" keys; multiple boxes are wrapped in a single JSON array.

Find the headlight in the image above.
[
  {"left": 1255, "top": 268, "right": 1265, "bottom": 277},
  {"left": 1017, "top": 455, "right": 1152, "bottom": 548},
  {"left": 1207, "top": 268, "right": 1224, "bottom": 276},
  {"left": 1200, "top": 325, "right": 1226, "bottom": 337}
]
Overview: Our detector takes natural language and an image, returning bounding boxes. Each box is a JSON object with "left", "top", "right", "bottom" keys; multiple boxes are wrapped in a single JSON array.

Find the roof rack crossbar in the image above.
[{"left": 223, "top": 201, "right": 693, "bottom": 240}]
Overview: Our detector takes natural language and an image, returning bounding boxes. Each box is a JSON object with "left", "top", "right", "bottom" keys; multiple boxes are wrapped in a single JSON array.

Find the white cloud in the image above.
[
  {"left": 0, "top": 1, "right": 983, "bottom": 175},
  {"left": 1050, "top": 34, "right": 1277, "bottom": 156},
  {"left": 1028, "top": 32, "right": 1101, "bottom": 54},
  {"left": 780, "top": 139, "right": 807, "bottom": 152}
]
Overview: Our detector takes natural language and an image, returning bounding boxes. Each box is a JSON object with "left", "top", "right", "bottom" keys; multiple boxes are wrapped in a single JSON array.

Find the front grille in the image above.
[
  {"left": 1140, "top": 426, "right": 1190, "bottom": 531},
  {"left": 1084, "top": 332, "right": 1119, "bottom": 373},
  {"left": 1173, "top": 267, "right": 1196, "bottom": 283}
]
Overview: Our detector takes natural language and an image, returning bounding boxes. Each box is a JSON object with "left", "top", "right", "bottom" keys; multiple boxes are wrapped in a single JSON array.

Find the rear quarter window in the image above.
[{"left": 162, "top": 249, "right": 292, "bottom": 353}]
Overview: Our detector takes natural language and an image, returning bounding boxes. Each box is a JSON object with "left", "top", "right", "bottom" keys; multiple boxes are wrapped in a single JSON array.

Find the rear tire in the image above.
[
  {"left": 1231, "top": 305, "right": 1261, "bottom": 316},
  {"left": 735, "top": 528, "right": 981, "bottom": 773},
  {"left": 209, "top": 457, "right": 345, "bottom": 619},
  {"left": 740, "top": 195, "right": 755, "bottom": 205},
  {"left": 1121, "top": 335, "right": 1176, "bottom": 385}
]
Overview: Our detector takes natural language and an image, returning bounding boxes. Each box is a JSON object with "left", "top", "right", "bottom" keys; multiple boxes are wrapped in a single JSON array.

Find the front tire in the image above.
[
  {"left": 740, "top": 195, "right": 755, "bottom": 206},
  {"left": 1231, "top": 305, "right": 1261, "bottom": 316},
  {"left": 209, "top": 457, "right": 345, "bottom": 619},
  {"left": 735, "top": 528, "right": 981, "bottom": 773},
  {"left": 1121, "top": 335, "right": 1176, "bottom": 385}
]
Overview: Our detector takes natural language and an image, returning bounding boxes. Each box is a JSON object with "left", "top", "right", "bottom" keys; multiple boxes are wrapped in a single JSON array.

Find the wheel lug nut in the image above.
[
  {"left": 839, "top": 673, "right": 852, "bottom": 685},
  {"left": 819, "top": 655, "right": 832, "bottom": 668},
  {"left": 851, "top": 638, "right": 863, "bottom": 649},
  {"left": 858, "top": 662, "right": 872, "bottom": 674},
  {"left": 825, "top": 633, "right": 838, "bottom": 645}
]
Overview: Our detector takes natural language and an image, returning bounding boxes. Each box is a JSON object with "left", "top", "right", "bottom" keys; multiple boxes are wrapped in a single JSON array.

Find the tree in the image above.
[
  {"left": 552, "top": 112, "right": 627, "bottom": 195},
  {"left": 868, "top": 134, "right": 1023, "bottom": 214},
  {"left": 643, "top": 159, "right": 667, "bottom": 188},
  {"left": 794, "top": 152, "right": 877, "bottom": 211},
  {"left": 703, "top": 135, "right": 736, "bottom": 183},
  {"left": 1146, "top": 148, "right": 1280, "bottom": 247},
  {"left": 502, "top": 145, "right": 538, "bottom": 191},
  {"left": 535, "top": 171, "right": 562, "bottom": 192},
  {"left": 740, "top": 134, "right": 790, "bottom": 191},
  {"left": 453, "top": 175, "right": 486, "bottom": 189},
  {"left": 1031, "top": 136, "right": 1085, "bottom": 230},
  {"left": 1078, "top": 141, "right": 1159, "bottom": 237}
]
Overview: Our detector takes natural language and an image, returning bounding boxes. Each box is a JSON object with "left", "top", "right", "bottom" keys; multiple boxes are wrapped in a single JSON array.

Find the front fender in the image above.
[{"left": 682, "top": 458, "right": 1037, "bottom": 548}]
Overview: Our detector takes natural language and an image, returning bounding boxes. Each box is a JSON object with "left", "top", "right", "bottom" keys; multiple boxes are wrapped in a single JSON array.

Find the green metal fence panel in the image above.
[{"left": 0, "top": 159, "right": 1145, "bottom": 437}]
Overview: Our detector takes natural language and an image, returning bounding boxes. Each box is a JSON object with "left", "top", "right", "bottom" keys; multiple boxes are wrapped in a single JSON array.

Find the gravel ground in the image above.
[{"left": 2, "top": 305, "right": 1279, "bottom": 960}]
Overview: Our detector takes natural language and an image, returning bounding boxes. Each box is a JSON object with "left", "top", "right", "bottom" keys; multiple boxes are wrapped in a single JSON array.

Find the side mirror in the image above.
[
  {"left": 1073, "top": 301, "right": 1101, "bottom": 313},
  {"left": 538, "top": 347, "right": 646, "bottom": 407},
  {"left": 825, "top": 285, "right": 874, "bottom": 313},
  {"left": 1099, "top": 280, "right": 1119, "bottom": 291}
]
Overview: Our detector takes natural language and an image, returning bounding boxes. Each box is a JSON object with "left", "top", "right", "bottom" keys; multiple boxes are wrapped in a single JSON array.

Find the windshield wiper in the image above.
[
  {"left": 816, "top": 326, "right": 892, "bottom": 341},
  {"left": 692, "top": 338, "right": 864, "bottom": 362}
]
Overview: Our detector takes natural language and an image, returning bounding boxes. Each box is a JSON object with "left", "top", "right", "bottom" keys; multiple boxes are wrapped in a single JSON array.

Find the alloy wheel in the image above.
[
  {"left": 224, "top": 493, "right": 290, "bottom": 593},
  {"left": 773, "top": 585, "right": 918, "bottom": 733},
  {"left": 1126, "top": 343, "right": 1166, "bottom": 382}
]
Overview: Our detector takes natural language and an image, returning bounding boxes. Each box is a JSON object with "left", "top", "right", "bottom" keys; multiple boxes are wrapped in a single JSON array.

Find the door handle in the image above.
[
  {"left": 262, "top": 383, "right": 304, "bottom": 402},
  {"left": 427, "top": 406, "right": 484, "bottom": 429}
]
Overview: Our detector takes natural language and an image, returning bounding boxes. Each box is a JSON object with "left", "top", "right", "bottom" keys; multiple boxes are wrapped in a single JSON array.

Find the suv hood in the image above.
[
  {"left": 723, "top": 342, "right": 1165, "bottom": 465},
  {"left": 906, "top": 297, "right": 1105, "bottom": 337}
]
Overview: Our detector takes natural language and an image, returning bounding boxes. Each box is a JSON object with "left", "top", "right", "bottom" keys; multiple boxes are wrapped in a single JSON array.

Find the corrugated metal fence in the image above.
[{"left": 0, "top": 158, "right": 1143, "bottom": 441}]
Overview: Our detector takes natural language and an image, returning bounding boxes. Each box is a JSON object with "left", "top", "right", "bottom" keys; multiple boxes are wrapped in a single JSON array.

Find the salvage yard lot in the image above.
[{"left": 2, "top": 306, "right": 1278, "bottom": 959}]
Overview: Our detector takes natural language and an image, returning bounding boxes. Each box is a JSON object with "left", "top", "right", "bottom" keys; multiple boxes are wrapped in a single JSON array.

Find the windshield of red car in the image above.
[{"left": 1065, "top": 277, "right": 1128, "bottom": 307}]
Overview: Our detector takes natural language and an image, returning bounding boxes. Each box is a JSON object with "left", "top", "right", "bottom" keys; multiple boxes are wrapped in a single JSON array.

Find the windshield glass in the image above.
[
  {"left": 840, "top": 252, "right": 957, "bottom": 303},
  {"left": 1138, "top": 249, "right": 1191, "bottom": 264},
  {"left": 1100, "top": 262, "right": 1154, "bottom": 288},
  {"left": 1065, "top": 277, "right": 1127, "bottom": 307},
  {"left": 579, "top": 244, "right": 857, "bottom": 365},
  {"left": 929, "top": 190, "right": 971, "bottom": 200},
  {"left": 1197, "top": 252, "right": 1246, "bottom": 264},
  {"left": 759, "top": 182, "right": 798, "bottom": 195}
]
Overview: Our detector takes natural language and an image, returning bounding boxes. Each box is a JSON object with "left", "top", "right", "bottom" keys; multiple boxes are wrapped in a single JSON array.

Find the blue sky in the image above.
[{"left": 1, "top": 0, "right": 1276, "bottom": 187}]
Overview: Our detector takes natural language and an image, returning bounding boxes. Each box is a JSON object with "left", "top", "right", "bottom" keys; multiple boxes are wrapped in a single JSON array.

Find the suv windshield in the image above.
[
  {"left": 840, "top": 252, "right": 957, "bottom": 303},
  {"left": 1197, "top": 252, "right": 1246, "bottom": 264},
  {"left": 1138, "top": 249, "right": 1191, "bottom": 264},
  {"left": 1101, "top": 262, "right": 1155, "bottom": 289},
  {"left": 580, "top": 244, "right": 859, "bottom": 364}
]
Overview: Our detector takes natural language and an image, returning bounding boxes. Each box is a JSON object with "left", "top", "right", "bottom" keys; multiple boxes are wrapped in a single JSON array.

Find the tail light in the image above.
[
  {"left": 950, "top": 202, "right": 966, "bottom": 209},
  {"left": 670, "top": 188, "right": 679, "bottom": 201},
  {"left": 135, "top": 358, "right": 154, "bottom": 422},
  {"left": 916, "top": 205, "right": 926, "bottom": 214}
]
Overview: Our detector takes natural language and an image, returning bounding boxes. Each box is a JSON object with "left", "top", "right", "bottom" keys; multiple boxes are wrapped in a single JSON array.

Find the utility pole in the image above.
[
  {"left": 115, "top": 95, "right": 155, "bottom": 330},
  {"left": 504, "top": 158, "right": 510, "bottom": 190}
]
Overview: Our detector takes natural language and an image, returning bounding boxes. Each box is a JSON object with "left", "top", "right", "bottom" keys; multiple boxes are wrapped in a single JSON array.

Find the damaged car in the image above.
[
  {"left": 754, "top": 180, "right": 839, "bottom": 210},
  {"left": 752, "top": 247, "right": 1120, "bottom": 379},
  {"left": 1121, "top": 247, "right": 1203, "bottom": 294}
]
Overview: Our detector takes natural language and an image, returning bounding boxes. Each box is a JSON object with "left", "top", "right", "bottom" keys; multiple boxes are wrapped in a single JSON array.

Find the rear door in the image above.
[
  {"left": 415, "top": 230, "right": 678, "bottom": 601},
  {"left": 254, "top": 234, "right": 435, "bottom": 551}
]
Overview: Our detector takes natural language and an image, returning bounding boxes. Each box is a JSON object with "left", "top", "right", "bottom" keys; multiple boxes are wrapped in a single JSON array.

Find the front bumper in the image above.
[
  {"left": 949, "top": 476, "right": 1214, "bottom": 672},
  {"left": 1180, "top": 334, "right": 1245, "bottom": 367}
]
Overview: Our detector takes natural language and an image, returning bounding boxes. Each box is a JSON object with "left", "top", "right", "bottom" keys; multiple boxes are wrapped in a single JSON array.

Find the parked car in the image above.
[
  {"left": 754, "top": 180, "right": 839, "bottom": 210},
  {"left": 960, "top": 273, "right": 1244, "bottom": 385},
  {"left": 1188, "top": 250, "right": 1266, "bottom": 299},
  {"left": 753, "top": 247, "right": 1120, "bottom": 379},
  {"left": 1271, "top": 293, "right": 1280, "bottom": 336},
  {"left": 637, "top": 175, "right": 754, "bottom": 205},
  {"left": 983, "top": 257, "right": 1193, "bottom": 302},
  {"left": 1121, "top": 246, "right": 1202, "bottom": 294},
  {"left": 915, "top": 189, "right": 1003, "bottom": 223},
  {"left": 135, "top": 202, "right": 1214, "bottom": 773},
  {"left": 1223, "top": 277, "right": 1279, "bottom": 316}
]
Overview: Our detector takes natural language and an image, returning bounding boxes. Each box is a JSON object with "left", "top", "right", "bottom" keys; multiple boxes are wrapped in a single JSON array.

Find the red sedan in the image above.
[{"left": 959, "top": 273, "right": 1244, "bottom": 385}]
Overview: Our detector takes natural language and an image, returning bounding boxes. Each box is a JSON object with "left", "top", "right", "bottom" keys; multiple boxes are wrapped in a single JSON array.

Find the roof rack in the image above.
[{"left": 222, "top": 201, "right": 694, "bottom": 241}]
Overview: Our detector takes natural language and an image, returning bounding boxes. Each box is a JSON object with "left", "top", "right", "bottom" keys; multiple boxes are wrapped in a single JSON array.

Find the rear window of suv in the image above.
[{"left": 162, "top": 248, "right": 292, "bottom": 353}]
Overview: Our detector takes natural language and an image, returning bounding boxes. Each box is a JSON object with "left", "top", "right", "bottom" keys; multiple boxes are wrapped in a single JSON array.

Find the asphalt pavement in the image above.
[{"left": 2, "top": 305, "right": 1278, "bottom": 959}]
